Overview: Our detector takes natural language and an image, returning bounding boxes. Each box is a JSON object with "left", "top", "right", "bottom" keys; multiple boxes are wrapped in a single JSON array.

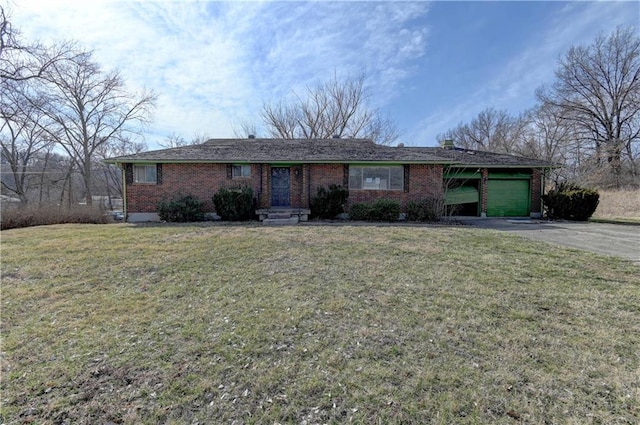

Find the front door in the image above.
[{"left": 271, "top": 167, "right": 290, "bottom": 207}]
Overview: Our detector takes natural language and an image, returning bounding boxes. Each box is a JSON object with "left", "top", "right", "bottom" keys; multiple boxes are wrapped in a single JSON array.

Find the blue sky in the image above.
[{"left": 9, "top": 0, "right": 640, "bottom": 149}]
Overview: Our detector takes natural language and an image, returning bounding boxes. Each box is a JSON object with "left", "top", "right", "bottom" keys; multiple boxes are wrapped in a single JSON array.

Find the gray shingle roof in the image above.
[
  {"left": 105, "top": 138, "right": 554, "bottom": 167},
  {"left": 414, "top": 147, "right": 555, "bottom": 168}
]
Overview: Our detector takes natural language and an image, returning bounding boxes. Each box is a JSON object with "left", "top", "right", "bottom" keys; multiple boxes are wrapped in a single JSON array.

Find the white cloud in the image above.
[
  {"left": 10, "top": 0, "right": 431, "bottom": 147},
  {"left": 408, "top": 0, "right": 639, "bottom": 146}
]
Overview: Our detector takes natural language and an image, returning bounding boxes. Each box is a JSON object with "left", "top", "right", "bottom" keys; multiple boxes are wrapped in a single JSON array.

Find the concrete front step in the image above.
[
  {"left": 267, "top": 213, "right": 293, "bottom": 219},
  {"left": 262, "top": 216, "right": 300, "bottom": 225},
  {"left": 256, "top": 208, "right": 310, "bottom": 222}
]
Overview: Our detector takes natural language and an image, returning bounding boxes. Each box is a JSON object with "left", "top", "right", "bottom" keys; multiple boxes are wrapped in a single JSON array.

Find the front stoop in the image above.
[
  {"left": 262, "top": 216, "right": 300, "bottom": 225},
  {"left": 257, "top": 208, "right": 310, "bottom": 225}
]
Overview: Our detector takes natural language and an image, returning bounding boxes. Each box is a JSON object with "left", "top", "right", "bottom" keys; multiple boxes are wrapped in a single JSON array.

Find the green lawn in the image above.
[{"left": 1, "top": 223, "right": 638, "bottom": 424}]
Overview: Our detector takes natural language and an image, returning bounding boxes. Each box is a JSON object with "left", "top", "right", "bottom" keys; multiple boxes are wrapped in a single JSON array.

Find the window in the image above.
[
  {"left": 232, "top": 164, "right": 251, "bottom": 178},
  {"left": 133, "top": 165, "right": 157, "bottom": 183},
  {"left": 349, "top": 166, "right": 403, "bottom": 190}
]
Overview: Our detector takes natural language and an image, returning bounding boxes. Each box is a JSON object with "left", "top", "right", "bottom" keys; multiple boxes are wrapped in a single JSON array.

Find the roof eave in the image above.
[{"left": 104, "top": 159, "right": 460, "bottom": 165}]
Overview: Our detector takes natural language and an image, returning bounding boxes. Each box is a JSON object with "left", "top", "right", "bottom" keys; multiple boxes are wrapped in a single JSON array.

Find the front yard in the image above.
[{"left": 1, "top": 223, "right": 638, "bottom": 424}]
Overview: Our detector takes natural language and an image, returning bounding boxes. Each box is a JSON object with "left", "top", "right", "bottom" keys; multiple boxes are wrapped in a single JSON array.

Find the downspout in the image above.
[
  {"left": 121, "top": 163, "right": 128, "bottom": 221},
  {"left": 259, "top": 164, "right": 263, "bottom": 208},
  {"left": 307, "top": 164, "right": 311, "bottom": 209},
  {"left": 541, "top": 168, "right": 547, "bottom": 218}
]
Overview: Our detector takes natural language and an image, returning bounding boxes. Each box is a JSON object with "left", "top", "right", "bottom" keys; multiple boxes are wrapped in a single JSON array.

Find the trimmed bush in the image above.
[
  {"left": 543, "top": 182, "right": 599, "bottom": 221},
  {"left": 311, "top": 184, "right": 349, "bottom": 219},
  {"left": 349, "top": 202, "right": 373, "bottom": 221},
  {"left": 157, "top": 195, "right": 205, "bottom": 222},
  {"left": 407, "top": 197, "right": 444, "bottom": 222},
  {"left": 213, "top": 186, "right": 256, "bottom": 221},
  {"left": 370, "top": 199, "right": 401, "bottom": 222},
  {"left": 349, "top": 199, "right": 401, "bottom": 222},
  {"left": 1, "top": 204, "right": 112, "bottom": 230}
]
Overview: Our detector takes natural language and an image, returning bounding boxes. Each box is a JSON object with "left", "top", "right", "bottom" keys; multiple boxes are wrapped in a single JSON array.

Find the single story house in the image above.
[{"left": 104, "top": 138, "right": 553, "bottom": 222}]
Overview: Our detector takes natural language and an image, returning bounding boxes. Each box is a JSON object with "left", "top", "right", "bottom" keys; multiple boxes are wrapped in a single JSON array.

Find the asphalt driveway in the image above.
[{"left": 459, "top": 218, "right": 640, "bottom": 264}]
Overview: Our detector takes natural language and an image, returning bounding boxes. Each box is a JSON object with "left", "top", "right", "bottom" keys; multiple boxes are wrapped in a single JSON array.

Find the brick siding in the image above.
[
  {"left": 530, "top": 168, "right": 542, "bottom": 214},
  {"left": 348, "top": 164, "right": 444, "bottom": 209},
  {"left": 126, "top": 162, "right": 446, "bottom": 215},
  {"left": 126, "top": 163, "right": 262, "bottom": 213},
  {"left": 480, "top": 168, "right": 489, "bottom": 215}
]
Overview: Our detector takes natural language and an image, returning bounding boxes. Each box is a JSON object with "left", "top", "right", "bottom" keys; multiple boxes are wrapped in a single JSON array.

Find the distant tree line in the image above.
[{"left": 438, "top": 27, "right": 639, "bottom": 189}]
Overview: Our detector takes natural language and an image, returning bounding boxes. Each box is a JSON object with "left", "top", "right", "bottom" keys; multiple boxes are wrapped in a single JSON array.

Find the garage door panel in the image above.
[
  {"left": 487, "top": 180, "right": 530, "bottom": 217},
  {"left": 445, "top": 186, "right": 479, "bottom": 205}
]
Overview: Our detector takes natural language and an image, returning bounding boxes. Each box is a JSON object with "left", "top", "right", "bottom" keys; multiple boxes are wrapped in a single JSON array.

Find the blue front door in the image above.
[{"left": 271, "top": 167, "right": 290, "bottom": 207}]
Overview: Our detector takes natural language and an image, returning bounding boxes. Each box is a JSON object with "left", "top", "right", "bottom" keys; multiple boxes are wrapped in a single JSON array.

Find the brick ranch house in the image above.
[{"left": 105, "top": 138, "right": 552, "bottom": 222}]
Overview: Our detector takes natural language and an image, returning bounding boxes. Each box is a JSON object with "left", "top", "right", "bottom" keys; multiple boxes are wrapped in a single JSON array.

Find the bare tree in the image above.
[
  {"left": 536, "top": 26, "right": 640, "bottom": 187},
  {"left": 95, "top": 135, "right": 146, "bottom": 204},
  {"left": 0, "top": 77, "right": 52, "bottom": 203},
  {"left": 158, "top": 132, "right": 188, "bottom": 149},
  {"left": 0, "top": 6, "right": 75, "bottom": 82},
  {"left": 260, "top": 73, "right": 399, "bottom": 145},
  {"left": 34, "top": 50, "right": 156, "bottom": 205},
  {"left": 157, "top": 132, "right": 209, "bottom": 149},
  {"left": 437, "top": 107, "right": 527, "bottom": 154},
  {"left": 518, "top": 104, "right": 579, "bottom": 182},
  {"left": 233, "top": 119, "right": 259, "bottom": 139},
  {"left": 31, "top": 147, "right": 70, "bottom": 205}
]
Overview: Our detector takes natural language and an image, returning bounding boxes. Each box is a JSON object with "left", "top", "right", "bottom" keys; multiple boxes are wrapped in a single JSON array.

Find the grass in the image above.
[
  {"left": 593, "top": 188, "right": 640, "bottom": 222},
  {"left": 1, "top": 223, "right": 639, "bottom": 424}
]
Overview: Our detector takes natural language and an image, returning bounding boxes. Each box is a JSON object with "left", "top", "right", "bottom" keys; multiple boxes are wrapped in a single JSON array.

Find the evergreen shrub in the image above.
[
  {"left": 157, "top": 195, "right": 205, "bottom": 222},
  {"left": 349, "top": 199, "right": 401, "bottom": 222},
  {"left": 311, "top": 184, "right": 349, "bottom": 219},
  {"left": 542, "top": 182, "right": 599, "bottom": 221},
  {"left": 349, "top": 202, "right": 373, "bottom": 221},
  {"left": 213, "top": 186, "right": 256, "bottom": 221}
]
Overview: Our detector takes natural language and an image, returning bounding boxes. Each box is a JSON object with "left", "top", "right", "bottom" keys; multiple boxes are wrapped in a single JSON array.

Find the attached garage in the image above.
[{"left": 443, "top": 166, "right": 539, "bottom": 217}]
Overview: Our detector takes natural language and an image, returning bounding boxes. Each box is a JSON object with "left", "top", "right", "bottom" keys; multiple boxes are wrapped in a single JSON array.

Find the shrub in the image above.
[
  {"left": 407, "top": 197, "right": 444, "bottom": 222},
  {"left": 349, "top": 202, "right": 373, "bottom": 221},
  {"left": 349, "top": 199, "right": 401, "bottom": 222},
  {"left": 213, "top": 186, "right": 256, "bottom": 221},
  {"left": 1, "top": 204, "right": 112, "bottom": 230},
  {"left": 157, "top": 195, "right": 205, "bottom": 222},
  {"left": 543, "top": 182, "right": 600, "bottom": 221},
  {"left": 370, "top": 199, "right": 401, "bottom": 222},
  {"left": 311, "top": 184, "right": 349, "bottom": 219}
]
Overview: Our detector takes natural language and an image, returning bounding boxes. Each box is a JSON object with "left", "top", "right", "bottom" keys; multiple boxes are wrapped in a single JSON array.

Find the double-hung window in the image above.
[
  {"left": 349, "top": 166, "right": 403, "bottom": 190},
  {"left": 133, "top": 165, "right": 157, "bottom": 184},
  {"left": 232, "top": 164, "right": 251, "bottom": 178}
]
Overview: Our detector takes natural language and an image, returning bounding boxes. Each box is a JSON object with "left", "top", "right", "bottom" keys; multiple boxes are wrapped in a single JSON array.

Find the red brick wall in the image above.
[
  {"left": 480, "top": 168, "right": 489, "bottom": 216},
  {"left": 308, "top": 164, "right": 345, "bottom": 200},
  {"left": 126, "top": 163, "right": 262, "bottom": 213},
  {"left": 290, "top": 165, "right": 305, "bottom": 208},
  {"left": 258, "top": 165, "right": 269, "bottom": 208},
  {"left": 303, "top": 163, "right": 443, "bottom": 210},
  {"left": 126, "top": 162, "right": 445, "bottom": 214},
  {"left": 531, "top": 168, "right": 542, "bottom": 214},
  {"left": 348, "top": 164, "right": 444, "bottom": 209}
]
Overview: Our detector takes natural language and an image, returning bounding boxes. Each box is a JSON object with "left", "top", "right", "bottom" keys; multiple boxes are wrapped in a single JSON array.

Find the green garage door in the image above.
[
  {"left": 487, "top": 180, "right": 530, "bottom": 217},
  {"left": 444, "top": 185, "right": 479, "bottom": 205}
]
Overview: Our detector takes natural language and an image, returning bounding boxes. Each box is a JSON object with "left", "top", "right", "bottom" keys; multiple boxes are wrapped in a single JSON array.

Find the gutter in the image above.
[{"left": 103, "top": 159, "right": 461, "bottom": 165}]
